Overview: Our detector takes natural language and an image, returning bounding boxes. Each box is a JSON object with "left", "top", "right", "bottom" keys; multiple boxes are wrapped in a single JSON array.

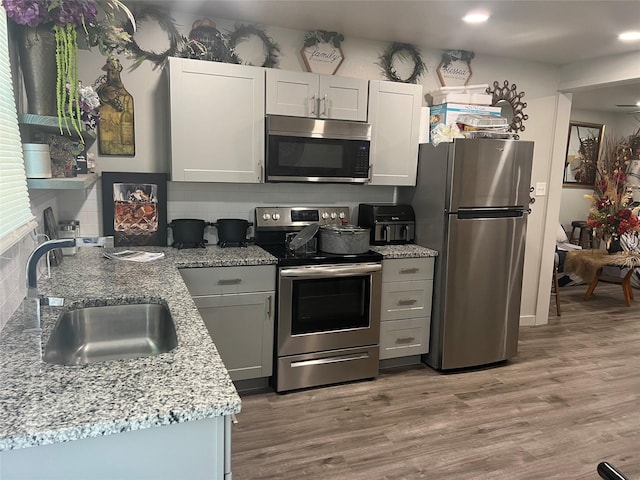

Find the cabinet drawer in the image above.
[
  {"left": 379, "top": 317, "right": 430, "bottom": 360},
  {"left": 180, "top": 265, "right": 275, "bottom": 296},
  {"left": 381, "top": 280, "right": 432, "bottom": 321},
  {"left": 382, "top": 257, "right": 434, "bottom": 283}
]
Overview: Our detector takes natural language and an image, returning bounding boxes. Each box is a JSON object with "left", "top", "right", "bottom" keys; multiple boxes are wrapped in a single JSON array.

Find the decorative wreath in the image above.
[
  {"left": 378, "top": 42, "right": 426, "bottom": 84},
  {"left": 125, "top": 7, "right": 182, "bottom": 71},
  {"left": 303, "top": 30, "right": 344, "bottom": 48},
  {"left": 228, "top": 24, "right": 280, "bottom": 68},
  {"left": 486, "top": 80, "right": 529, "bottom": 135}
]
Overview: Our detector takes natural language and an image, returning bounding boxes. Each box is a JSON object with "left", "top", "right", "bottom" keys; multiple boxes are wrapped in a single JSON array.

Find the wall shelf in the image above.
[
  {"left": 18, "top": 113, "right": 96, "bottom": 149},
  {"left": 27, "top": 173, "right": 99, "bottom": 190}
]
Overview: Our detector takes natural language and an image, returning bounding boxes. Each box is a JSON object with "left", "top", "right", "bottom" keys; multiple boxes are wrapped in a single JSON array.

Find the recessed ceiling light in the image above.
[
  {"left": 463, "top": 11, "right": 490, "bottom": 24},
  {"left": 618, "top": 31, "right": 640, "bottom": 41},
  {"left": 636, "top": 101, "right": 640, "bottom": 107}
]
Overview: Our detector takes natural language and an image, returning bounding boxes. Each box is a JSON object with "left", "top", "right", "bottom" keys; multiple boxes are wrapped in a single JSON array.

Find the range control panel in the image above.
[{"left": 255, "top": 206, "right": 350, "bottom": 229}]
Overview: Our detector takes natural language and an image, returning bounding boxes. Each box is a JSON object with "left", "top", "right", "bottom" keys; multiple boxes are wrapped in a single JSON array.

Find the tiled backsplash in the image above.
[
  {"left": 0, "top": 190, "right": 56, "bottom": 330},
  {"left": 1, "top": 180, "right": 395, "bottom": 330}
]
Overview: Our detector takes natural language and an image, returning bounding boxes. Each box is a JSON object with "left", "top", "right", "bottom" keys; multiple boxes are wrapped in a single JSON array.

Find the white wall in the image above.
[{"left": 2, "top": 5, "right": 571, "bottom": 329}]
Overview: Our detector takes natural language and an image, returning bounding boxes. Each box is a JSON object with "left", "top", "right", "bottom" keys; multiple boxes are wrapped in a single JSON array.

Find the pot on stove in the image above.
[
  {"left": 168, "top": 219, "right": 212, "bottom": 246},
  {"left": 213, "top": 218, "right": 253, "bottom": 245},
  {"left": 319, "top": 224, "right": 370, "bottom": 255}
]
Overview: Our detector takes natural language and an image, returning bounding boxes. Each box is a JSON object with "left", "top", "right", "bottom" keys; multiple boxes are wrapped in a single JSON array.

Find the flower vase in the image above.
[
  {"left": 607, "top": 235, "right": 622, "bottom": 254},
  {"left": 17, "top": 26, "right": 57, "bottom": 116}
]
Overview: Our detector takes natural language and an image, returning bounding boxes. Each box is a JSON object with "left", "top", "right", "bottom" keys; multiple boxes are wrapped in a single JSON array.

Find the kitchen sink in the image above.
[{"left": 43, "top": 303, "right": 178, "bottom": 365}]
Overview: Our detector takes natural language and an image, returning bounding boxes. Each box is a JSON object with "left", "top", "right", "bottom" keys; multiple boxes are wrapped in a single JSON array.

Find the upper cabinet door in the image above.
[
  {"left": 265, "top": 70, "right": 319, "bottom": 117},
  {"left": 266, "top": 70, "right": 368, "bottom": 121},
  {"left": 368, "top": 80, "right": 422, "bottom": 186},
  {"left": 319, "top": 75, "right": 368, "bottom": 121},
  {"left": 168, "top": 58, "right": 265, "bottom": 183}
]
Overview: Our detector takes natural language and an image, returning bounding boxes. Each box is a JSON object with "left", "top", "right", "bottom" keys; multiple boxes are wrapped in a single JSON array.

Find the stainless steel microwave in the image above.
[{"left": 265, "top": 115, "right": 371, "bottom": 184}]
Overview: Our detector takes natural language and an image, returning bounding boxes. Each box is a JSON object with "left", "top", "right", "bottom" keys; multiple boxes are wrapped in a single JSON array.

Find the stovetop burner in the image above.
[
  {"left": 259, "top": 244, "right": 382, "bottom": 266},
  {"left": 172, "top": 241, "right": 207, "bottom": 249}
]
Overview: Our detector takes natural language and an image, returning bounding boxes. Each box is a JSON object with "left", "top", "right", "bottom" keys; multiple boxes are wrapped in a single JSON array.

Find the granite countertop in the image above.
[
  {"left": 0, "top": 245, "right": 277, "bottom": 452},
  {"left": 371, "top": 244, "right": 438, "bottom": 259}
]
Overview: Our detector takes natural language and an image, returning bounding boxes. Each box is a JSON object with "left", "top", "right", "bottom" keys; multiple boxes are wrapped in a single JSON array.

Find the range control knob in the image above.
[
  {"left": 330, "top": 212, "right": 337, "bottom": 219},
  {"left": 338, "top": 211, "right": 346, "bottom": 219},
  {"left": 272, "top": 213, "right": 280, "bottom": 221},
  {"left": 262, "top": 213, "right": 271, "bottom": 221},
  {"left": 321, "top": 212, "right": 330, "bottom": 220}
]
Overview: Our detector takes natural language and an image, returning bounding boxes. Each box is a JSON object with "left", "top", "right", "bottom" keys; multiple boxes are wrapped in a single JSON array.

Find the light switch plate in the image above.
[{"left": 535, "top": 182, "right": 547, "bottom": 196}]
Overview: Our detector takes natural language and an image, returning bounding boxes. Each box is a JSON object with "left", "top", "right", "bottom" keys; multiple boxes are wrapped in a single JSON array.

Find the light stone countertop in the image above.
[
  {"left": 0, "top": 245, "right": 277, "bottom": 452},
  {"left": 370, "top": 244, "right": 438, "bottom": 259}
]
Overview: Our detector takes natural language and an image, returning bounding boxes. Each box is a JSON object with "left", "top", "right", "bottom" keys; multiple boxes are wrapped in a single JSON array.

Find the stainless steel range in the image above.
[{"left": 255, "top": 206, "right": 382, "bottom": 393}]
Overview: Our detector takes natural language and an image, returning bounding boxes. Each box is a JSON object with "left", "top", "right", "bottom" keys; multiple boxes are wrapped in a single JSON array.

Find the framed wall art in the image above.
[
  {"left": 563, "top": 121, "right": 605, "bottom": 187},
  {"left": 101, "top": 172, "right": 167, "bottom": 247}
]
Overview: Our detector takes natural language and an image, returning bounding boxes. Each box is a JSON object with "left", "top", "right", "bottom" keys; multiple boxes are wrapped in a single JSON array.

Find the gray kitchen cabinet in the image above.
[
  {"left": 167, "top": 57, "right": 265, "bottom": 183},
  {"left": 266, "top": 69, "right": 368, "bottom": 121},
  {"left": 368, "top": 80, "right": 422, "bottom": 186},
  {"left": 379, "top": 257, "right": 434, "bottom": 360},
  {"left": 180, "top": 265, "right": 275, "bottom": 381}
]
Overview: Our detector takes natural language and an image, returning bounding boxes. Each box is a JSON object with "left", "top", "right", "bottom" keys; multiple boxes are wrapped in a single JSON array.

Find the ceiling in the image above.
[{"left": 156, "top": 0, "right": 640, "bottom": 112}]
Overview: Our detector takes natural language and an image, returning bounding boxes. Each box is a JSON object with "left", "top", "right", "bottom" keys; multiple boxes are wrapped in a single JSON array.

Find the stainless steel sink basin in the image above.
[{"left": 44, "top": 303, "right": 178, "bottom": 365}]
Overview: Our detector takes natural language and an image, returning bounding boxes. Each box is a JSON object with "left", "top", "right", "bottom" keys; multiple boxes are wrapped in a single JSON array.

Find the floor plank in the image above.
[{"left": 231, "top": 283, "right": 640, "bottom": 479}]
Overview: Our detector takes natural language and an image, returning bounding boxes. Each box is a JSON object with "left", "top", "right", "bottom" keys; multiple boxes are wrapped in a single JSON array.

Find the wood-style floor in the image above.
[{"left": 232, "top": 283, "right": 640, "bottom": 480}]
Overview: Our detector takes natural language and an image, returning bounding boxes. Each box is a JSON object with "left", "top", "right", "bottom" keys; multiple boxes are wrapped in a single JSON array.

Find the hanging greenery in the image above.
[
  {"left": 303, "top": 30, "right": 344, "bottom": 48},
  {"left": 125, "top": 7, "right": 182, "bottom": 71},
  {"left": 377, "top": 42, "right": 426, "bottom": 84},
  {"left": 54, "top": 24, "right": 82, "bottom": 140},
  {"left": 228, "top": 24, "right": 280, "bottom": 68},
  {"left": 440, "top": 49, "right": 475, "bottom": 68}
]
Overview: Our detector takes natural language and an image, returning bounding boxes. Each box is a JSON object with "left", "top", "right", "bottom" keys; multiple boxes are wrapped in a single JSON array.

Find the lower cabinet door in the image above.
[
  {"left": 379, "top": 317, "right": 430, "bottom": 360},
  {"left": 194, "top": 292, "right": 274, "bottom": 381}
]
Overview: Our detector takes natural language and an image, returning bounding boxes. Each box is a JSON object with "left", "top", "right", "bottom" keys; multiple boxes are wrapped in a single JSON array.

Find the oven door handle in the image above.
[{"left": 280, "top": 263, "right": 382, "bottom": 278}]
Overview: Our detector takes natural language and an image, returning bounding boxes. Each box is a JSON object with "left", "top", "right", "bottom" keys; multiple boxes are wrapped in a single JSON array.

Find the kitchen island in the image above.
[{"left": 0, "top": 245, "right": 276, "bottom": 479}]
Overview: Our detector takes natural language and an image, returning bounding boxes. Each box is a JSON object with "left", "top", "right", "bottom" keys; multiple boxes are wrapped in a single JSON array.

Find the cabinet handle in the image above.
[
  {"left": 217, "top": 278, "right": 242, "bottom": 285},
  {"left": 266, "top": 295, "right": 272, "bottom": 319},
  {"left": 400, "top": 268, "right": 419, "bottom": 274},
  {"left": 310, "top": 93, "right": 317, "bottom": 115},
  {"left": 397, "top": 299, "right": 417, "bottom": 306},
  {"left": 321, "top": 94, "right": 327, "bottom": 115},
  {"left": 396, "top": 336, "right": 416, "bottom": 344}
]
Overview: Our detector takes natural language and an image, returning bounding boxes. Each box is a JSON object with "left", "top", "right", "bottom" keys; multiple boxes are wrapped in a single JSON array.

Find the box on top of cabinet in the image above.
[{"left": 429, "top": 103, "right": 501, "bottom": 143}]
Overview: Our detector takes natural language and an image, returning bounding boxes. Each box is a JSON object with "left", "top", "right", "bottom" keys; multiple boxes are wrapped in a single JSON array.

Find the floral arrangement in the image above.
[
  {"left": 585, "top": 132, "right": 640, "bottom": 241},
  {"left": 70, "top": 81, "right": 100, "bottom": 130},
  {"left": 1, "top": 0, "right": 134, "bottom": 138}
]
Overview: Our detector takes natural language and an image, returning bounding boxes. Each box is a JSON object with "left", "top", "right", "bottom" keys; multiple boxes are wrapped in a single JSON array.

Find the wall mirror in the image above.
[
  {"left": 563, "top": 121, "right": 605, "bottom": 187},
  {"left": 485, "top": 80, "right": 528, "bottom": 137}
]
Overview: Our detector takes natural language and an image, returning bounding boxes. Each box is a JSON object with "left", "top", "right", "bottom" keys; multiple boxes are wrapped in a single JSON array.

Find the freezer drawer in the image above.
[{"left": 439, "top": 214, "right": 526, "bottom": 369}]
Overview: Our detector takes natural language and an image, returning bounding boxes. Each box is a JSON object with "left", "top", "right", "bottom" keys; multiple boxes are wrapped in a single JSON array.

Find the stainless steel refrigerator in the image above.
[{"left": 399, "top": 138, "right": 534, "bottom": 370}]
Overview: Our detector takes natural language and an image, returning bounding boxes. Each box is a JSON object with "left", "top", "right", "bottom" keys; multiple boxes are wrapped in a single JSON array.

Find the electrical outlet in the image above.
[{"left": 535, "top": 182, "right": 547, "bottom": 196}]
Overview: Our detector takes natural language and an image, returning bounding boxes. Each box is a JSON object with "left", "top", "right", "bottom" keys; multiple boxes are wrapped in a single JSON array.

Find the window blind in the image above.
[{"left": 0, "top": 7, "right": 36, "bottom": 254}]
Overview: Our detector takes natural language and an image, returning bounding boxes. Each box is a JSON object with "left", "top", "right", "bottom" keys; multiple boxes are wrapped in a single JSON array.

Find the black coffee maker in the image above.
[{"left": 357, "top": 203, "right": 415, "bottom": 245}]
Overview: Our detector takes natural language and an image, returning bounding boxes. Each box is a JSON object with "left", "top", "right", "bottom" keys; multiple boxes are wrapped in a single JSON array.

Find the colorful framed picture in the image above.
[
  {"left": 563, "top": 121, "right": 605, "bottom": 187},
  {"left": 101, "top": 172, "right": 167, "bottom": 247}
]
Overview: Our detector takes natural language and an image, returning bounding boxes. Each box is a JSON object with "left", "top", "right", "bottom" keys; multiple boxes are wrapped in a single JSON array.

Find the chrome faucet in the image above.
[
  {"left": 23, "top": 236, "right": 114, "bottom": 332},
  {"left": 25, "top": 236, "right": 114, "bottom": 298}
]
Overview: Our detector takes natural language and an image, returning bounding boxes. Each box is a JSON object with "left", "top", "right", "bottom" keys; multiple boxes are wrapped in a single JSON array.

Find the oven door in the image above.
[{"left": 277, "top": 262, "right": 382, "bottom": 356}]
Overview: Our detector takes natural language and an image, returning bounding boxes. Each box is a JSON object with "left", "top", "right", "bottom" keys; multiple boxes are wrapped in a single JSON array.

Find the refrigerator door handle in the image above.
[{"left": 457, "top": 208, "right": 525, "bottom": 219}]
